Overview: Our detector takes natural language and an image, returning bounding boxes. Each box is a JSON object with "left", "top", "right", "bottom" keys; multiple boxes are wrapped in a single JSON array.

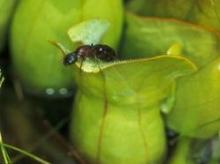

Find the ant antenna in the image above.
[{"left": 48, "top": 40, "right": 70, "bottom": 57}]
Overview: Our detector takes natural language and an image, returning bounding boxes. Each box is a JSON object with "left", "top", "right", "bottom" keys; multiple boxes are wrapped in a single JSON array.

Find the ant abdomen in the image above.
[{"left": 93, "top": 44, "right": 117, "bottom": 62}]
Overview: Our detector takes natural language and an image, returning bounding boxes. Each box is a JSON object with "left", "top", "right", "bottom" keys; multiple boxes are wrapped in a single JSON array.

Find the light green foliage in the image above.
[
  {"left": 10, "top": 0, "right": 123, "bottom": 96},
  {"left": 168, "top": 57, "right": 220, "bottom": 138},
  {"left": 70, "top": 54, "right": 196, "bottom": 163},
  {"left": 121, "top": 13, "right": 220, "bottom": 139},
  {"left": 121, "top": 13, "right": 220, "bottom": 67},
  {"left": 126, "top": 0, "right": 220, "bottom": 31}
]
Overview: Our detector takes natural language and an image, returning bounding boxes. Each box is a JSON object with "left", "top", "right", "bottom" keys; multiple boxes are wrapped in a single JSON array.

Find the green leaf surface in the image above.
[
  {"left": 70, "top": 55, "right": 196, "bottom": 163},
  {"left": 78, "top": 55, "right": 197, "bottom": 106},
  {"left": 167, "top": 56, "right": 220, "bottom": 138},
  {"left": 120, "top": 12, "right": 220, "bottom": 139},
  {"left": 126, "top": 0, "right": 220, "bottom": 31},
  {"left": 10, "top": 0, "right": 123, "bottom": 96},
  {"left": 121, "top": 13, "right": 220, "bottom": 67}
]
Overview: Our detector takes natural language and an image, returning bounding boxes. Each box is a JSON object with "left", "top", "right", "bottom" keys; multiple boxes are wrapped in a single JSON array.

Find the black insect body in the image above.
[
  {"left": 63, "top": 44, "right": 117, "bottom": 66},
  {"left": 92, "top": 44, "right": 117, "bottom": 62},
  {"left": 63, "top": 52, "right": 77, "bottom": 65}
]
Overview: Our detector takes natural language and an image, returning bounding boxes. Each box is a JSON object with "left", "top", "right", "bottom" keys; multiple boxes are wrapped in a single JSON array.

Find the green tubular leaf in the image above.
[
  {"left": 193, "top": 0, "right": 220, "bottom": 31},
  {"left": 126, "top": 0, "right": 192, "bottom": 19},
  {"left": 121, "top": 11, "right": 220, "bottom": 139},
  {"left": 167, "top": 56, "right": 220, "bottom": 138},
  {"left": 126, "top": 0, "right": 220, "bottom": 31},
  {"left": 70, "top": 55, "right": 197, "bottom": 163},
  {"left": 121, "top": 13, "right": 220, "bottom": 67},
  {"left": 72, "top": 98, "right": 166, "bottom": 164},
  {"left": 0, "top": 0, "right": 16, "bottom": 52},
  {"left": 10, "top": 0, "right": 123, "bottom": 96},
  {"left": 11, "top": 0, "right": 81, "bottom": 96}
]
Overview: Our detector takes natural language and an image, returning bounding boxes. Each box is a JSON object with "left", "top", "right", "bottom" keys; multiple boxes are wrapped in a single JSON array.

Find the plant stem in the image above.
[
  {"left": 0, "top": 143, "right": 50, "bottom": 164},
  {"left": 169, "top": 137, "right": 193, "bottom": 164},
  {"left": 0, "top": 132, "right": 12, "bottom": 164}
]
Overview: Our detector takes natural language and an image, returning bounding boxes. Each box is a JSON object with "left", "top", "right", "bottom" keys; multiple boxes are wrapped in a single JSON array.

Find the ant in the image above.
[
  {"left": 50, "top": 43, "right": 118, "bottom": 66},
  {"left": 63, "top": 44, "right": 117, "bottom": 65}
]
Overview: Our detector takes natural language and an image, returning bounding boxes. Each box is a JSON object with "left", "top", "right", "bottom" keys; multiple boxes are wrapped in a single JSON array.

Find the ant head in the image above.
[
  {"left": 63, "top": 52, "right": 77, "bottom": 65},
  {"left": 48, "top": 40, "right": 77, "bottom": 66}
]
